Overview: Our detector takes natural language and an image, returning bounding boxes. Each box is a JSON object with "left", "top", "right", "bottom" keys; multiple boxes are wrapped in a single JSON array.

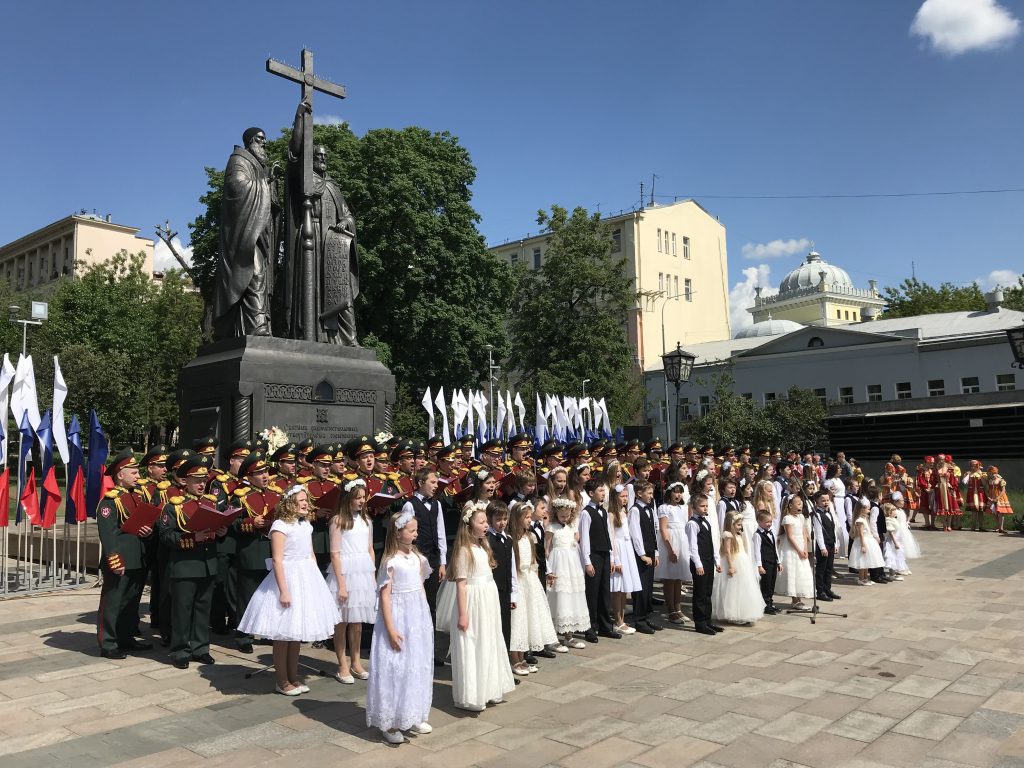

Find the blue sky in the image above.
[{"left": 1, "top": 0, "right": 1021, "bottom": 331}]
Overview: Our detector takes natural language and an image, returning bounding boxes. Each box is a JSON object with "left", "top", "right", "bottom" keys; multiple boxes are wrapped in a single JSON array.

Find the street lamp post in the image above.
[
  {"left": 581, "top": 379, "right": 590, "bottom": 399},
  {"left": 658, "top": 291, "right": 681, "bottom": 443},
  {"left": 484, "top": 344, "right": 499, "bottom": 438},
  {"left": 661, "top": 341, "right": 696, "bottom": 445}
]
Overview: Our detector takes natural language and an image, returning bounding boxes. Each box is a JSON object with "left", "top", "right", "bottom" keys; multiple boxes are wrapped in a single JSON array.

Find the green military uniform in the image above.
[
  {"left": 96, "top": 449, "right": 153, "bottom": 657},
  {"left": 136, "top": 444, "right": 170, "bottom": 631},
  {"left": 161, "top": 457, "right": 221, "bottom": 667},
  {"left": 208, "top": 440, "right": 250, "bottom": 633},
  {"left": 231, "top": 453, "right": 277, "bottom": 651}
]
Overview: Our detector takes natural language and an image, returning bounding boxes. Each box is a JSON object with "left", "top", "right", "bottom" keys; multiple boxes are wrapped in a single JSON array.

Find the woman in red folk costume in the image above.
[
  {"left": 985, "top": 466, "right": 1015, "bottom": 535},
  {"left": 895, "top": 464, "right": 917, "bottom": 514},
  {"left": 962, "top": 460, "right": 988, "bottom": 532},
  {"left": 932, "top": 455, "right": 962, "bottom": 532},
  {"left": 915, "top": 457, "right": 935, "bottom": 528}
]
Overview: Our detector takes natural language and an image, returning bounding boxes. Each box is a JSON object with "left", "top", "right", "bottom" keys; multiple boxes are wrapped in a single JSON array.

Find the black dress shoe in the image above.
[
  {"left": 536, "top": 648, "right": 557, "bottom": 658},
  {"left": 584, "top": 631, "right": 599, "bottom": 643},
  {"left": 100, "top": 648, "right": 127, "bottom": 659},
  {"left": 598, "top": 629, "right": 622, "bottom": 639},
  {"left": 709, "top": 624, "right": 725, "bottom": 633},
  {"left": 237, "top": 642, "right": 254, "bottom": 654},
  {"left": 634, "top": 622, "right": 655, "bottom": 634},
  {"left": 524, "top": 654, "right": 538, "bottom": 664},
  {"left": 514, "top": 677, "right": 521, "bottom": 685},
  {"left": 193, "top": 653, "right": 216, "bottom": 665},
  {"left": 695, "top": 625, "right": 716, "bottom": 635},
  {"left": 172, "top": 657, "right": 189, "bottom": 669},
  {"left": 816, "top": 593, "right": 833, "bottom": 602},
  {"left": 764, "top": 606, "right": 779, "bottom": 615},
  {"left": 827, "top": 592, "right": 842, "bottom": 600}
]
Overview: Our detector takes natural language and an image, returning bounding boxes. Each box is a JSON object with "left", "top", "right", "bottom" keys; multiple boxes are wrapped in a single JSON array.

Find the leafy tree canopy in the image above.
[{"left": 882, "top": 276, "right": 1024, "bottom": 317}]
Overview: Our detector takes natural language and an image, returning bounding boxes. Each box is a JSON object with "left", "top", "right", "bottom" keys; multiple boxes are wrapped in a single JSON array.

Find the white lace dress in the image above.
[
  {"left": 510, "top": 537, "right": 558, "bottom": 652},
  {"left": 711, "top": 532, "right": 765, "bottom": 623},
  {"left": 610, "top": 520, "right": 641, "bottom": 594},
  {"left": 450, "top": 546, "right": 516, "bottom": 709},
  {"left": 236, "top": 519, "right": 340, "bottom": 641},
  {"left": 365, "top": 551, "right": 434, "bottom": 731},
  {"left": 775, "top": 514, "right": 814, "bottom": 599},
  {"left": 849, "top": 519, "right": 885, "bottom": 570},
  {"left": 654, "top": 504, "right": 690, "bottom": 581},
  {"left": 545, "top": 522, "right": 590, "bottom": 634},
  {"left": 325, "top": 515, "right": 377, "bottom": 624}
]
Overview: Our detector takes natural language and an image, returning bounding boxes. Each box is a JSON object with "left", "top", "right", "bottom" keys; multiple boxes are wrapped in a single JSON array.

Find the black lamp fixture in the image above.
[
  {"left": 661, "top": 341, "right": 697, "bottom": 440},
  {"left": 1007, "top": 326, "right": 1024, "bottom": 370}
]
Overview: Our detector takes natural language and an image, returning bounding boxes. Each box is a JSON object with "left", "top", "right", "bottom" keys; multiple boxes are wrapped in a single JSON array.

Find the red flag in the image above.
[
  {"left": 20, "top": 468, "right": 41, "bottom": 527},
  {"left": 0, "top": 467, "right": 9, "bottom": 527},
  {"left": 42, "top": 466, "right": 61, "bottom": 529},
  {"left": 69, "top": 466, "right": 86, "bottom": 523}
]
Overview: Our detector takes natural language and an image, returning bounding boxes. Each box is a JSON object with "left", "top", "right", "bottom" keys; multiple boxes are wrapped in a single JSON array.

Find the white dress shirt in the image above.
[
  {"left": 577, "top": 503, "right": 610, "bottom": 569},
  {"left": 628, "top": 503, "right": 660, "bottom": 559},
  {"left": 400, "top": 491, "right": 447, "bottom": 565},
  {"left": 684, "top": 514, "right": 720, "bottom": 570}
]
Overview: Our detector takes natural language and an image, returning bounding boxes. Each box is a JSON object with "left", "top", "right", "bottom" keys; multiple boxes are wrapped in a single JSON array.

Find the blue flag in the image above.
[
  {"left": 85, "top": 409, "right": 108, "bottom": 520},
  {"left": 16, "top": 412, "right": 35, "bottom": 524},
  {"left": 38, "top": 410, "right": 54, "bottom": 510},
  {"left": 66, "top": 415, "right": 87, "bottom": 524}
]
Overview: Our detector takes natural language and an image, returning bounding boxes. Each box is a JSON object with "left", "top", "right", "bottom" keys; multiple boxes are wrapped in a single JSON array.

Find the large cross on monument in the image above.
[{"left": 266, "top": 49, "right": 347, "bottom": 340}]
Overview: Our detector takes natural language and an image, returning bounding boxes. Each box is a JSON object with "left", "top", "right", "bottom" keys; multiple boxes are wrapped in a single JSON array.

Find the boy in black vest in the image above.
[
  {"left": 628, "top": 480, "right": 660, "bottom": 633},
  {"left": 579, "top": 479, "right": 620, "bottom": 642},
  {"left": 811, "top": 489, "right": 841, "bottom": 601},
  {"left": 684, "top": 492, "right": 722, "bottom": 635},
  {"left": 485, "top": 501, "right": 517, "bottom": 654},
  {"left": 753, "top": 509, "right": 781, "bottom": 614}
]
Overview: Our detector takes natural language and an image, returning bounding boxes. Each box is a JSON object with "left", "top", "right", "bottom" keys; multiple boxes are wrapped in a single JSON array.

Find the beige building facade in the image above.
[
  {"left": 0, "top": 213, "right": 155, "bottom": 291},
  {"left": 489, "top": 199, "right": 732, "bottom": 371}
]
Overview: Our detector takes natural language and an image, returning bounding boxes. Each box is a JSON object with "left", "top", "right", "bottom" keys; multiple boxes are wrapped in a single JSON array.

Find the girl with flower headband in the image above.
[
  {"left": 365, "top": 508, "right": 434, "bottom": 744},
  {"left": 446, "top": 500, "right": 515, "bottom": 711},
  {"left": 508, "top": 501, "right": 559, "bottom": 674},
  {"left": 236, "top": 485, "right": 340, "bottom": 696},
  {"left": 655, "top": 480, "right": 690, "bottom": 624},
  {"left": 545, "top": 496, "right": 589, "bottom": 648},
  {"left": 327, "top": 478, "right": 374, "bottom": 684},
  {"left": 464, "top": 468, "right": 499, "bottom": 511}
]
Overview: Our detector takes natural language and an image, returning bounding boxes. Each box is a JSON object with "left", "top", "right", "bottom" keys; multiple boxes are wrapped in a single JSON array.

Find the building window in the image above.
[
  {"left": 658, "top": 400, "right": 666, "bottom": 424},
  {"left": 671, "top": 232, "right": 677, "bottom": 256},
  {"left": 612, "top": 228, "right": 621, "bottom": 253},
  {"left": 867, "top": 384, "right": 882, "bottom": 402},
  {"left": 895, "top": 382, "right": 912, "bottom": 400},
  {"left": 996, "top": 373, "right": 1016, "bottom": 392},
  {"left": 928, "top": 379, "right": 945, "bottom": 397},
  {"left": 682, "top": 236, "right": 690, "bottom": 259},
  {"left": 741, "top": 392, "right": 753, "bottom": 400},
  {"left": 839, "top": 386, "right": 854, "bottom": 405},
  {"left": 808, "top": 336, "right": 824, "bottom": 348},
  {"left": 664, "top": 231, "right": 669, "bottom": 253},
  {"left": 679, "top": 398, "right": 692, "bottom": 421},
  {"left": 960, "top": 376, "right": 980, "bottom": 394},
  {"left": 533, "top": 247, "right": 541, "bottom": 270},
  {"left": 844, "top": 310, "right": 850, "bottom": 320},
  {"left": 510, "top": 252, "right": 518, "bottom": 264},
  {"left": 658, "top": 273, "right": 664, "bottom": 292},
  {"left": 836, "top": 309, "right": 842, "bottom": 319},
  {"left": 684, "top": 278, "right": 692, "bottom": 301},
  {"left": 764, "top": 392, "right": 776, "bottom": 404},
  {"left": 699, "top": 395, "right": 711, "bottom": 417},
  {"left": 673, "top": 276, "right": 679, "bottom": 299},
  {"left": 813, "top": 388, "right": 826, "bottom": 406},
  {"left": 657, "top": 228, "right": 662, "bottom": 253}
]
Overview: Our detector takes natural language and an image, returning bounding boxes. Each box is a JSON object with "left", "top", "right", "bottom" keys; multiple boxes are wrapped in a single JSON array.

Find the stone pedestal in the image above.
[{"left": 178, "top": 336, "right": 395, "bottom": 459}]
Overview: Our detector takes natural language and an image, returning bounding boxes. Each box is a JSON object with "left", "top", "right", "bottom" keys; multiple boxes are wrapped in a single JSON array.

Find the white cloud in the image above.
[
  {"left": 729, "top": 264, "right": 778, "bottom": 334},
  {"left": 313, "top": 114, "right": 348, "bottom": 127},
  {"left": 153, "top": 236, "right": 193, "bottom": 272},
  {"left": 740, "top": 237, "right": 811, "bottom": 260},
  {"left": 911, "top": 0, "right": 1020, "bottom": 55},
  {"left": 975, "top": 268, "right": 1023, "bottom": 291}
]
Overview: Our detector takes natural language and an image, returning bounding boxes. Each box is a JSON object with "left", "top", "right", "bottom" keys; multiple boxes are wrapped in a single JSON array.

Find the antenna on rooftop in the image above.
[{"left": 650, "top": 173, "right": 658, "bottom": 206}]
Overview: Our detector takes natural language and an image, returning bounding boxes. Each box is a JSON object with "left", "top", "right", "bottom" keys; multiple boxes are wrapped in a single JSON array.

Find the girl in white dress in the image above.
[
  {"left": 890, "top": 491, "right": 920, "bottom": 571},
  {"left": 545, "top": 498, "right": 590, "bottom": 649},
  {"left": 850, "top": 500, "right": 885, "bottom": 585},
  {"left": 327, "top": 479, "right": 376, "bottom": 684},
  {"left": 712, "top": 511, "right": 765, "bottom": 625},
  {"left": 608, "top": 484, "right": 641, "bottom": 634},
  {"left": 508, "top": 502, "right": 558, "bottom": 674},
  {"left": 237, "top": 486, "right": 340, "bottom": 696},
  {"left": 655, "top": 482, "right": 690, "bottom": 625},
  {"left": 365, "top": 509, "right": 434, "bottom": 744},
  {"left": 775, "top": 495, "right": 815, "bottom": 609},
  {"left": 448, "top": 505, "right": 516, "bottom": 711},
  {"left": 882, "top": 503, "right": 907, "bottom": 581},
  {"left": 739, "top": 480, "right": 758, "bottom": 564}
]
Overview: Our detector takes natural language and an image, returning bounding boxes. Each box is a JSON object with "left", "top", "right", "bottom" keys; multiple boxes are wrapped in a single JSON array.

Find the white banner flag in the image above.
[
  {"left": 534, "top": 392, "right": 547, "bottom": 444},
  {"left": 435, "top": 387, "right": 450, "bottom": 446},
  {"left": 0, "top": 354, "right": 16, "bottom": 465},
  {"left": 53, "top": 356, "right": 70, "bottom": 463},
  {"left": 513, "top": 392, "right": 526, "bottom": 432},
  {"left": 496, "top": 391, "right": 507, "bottom": 441},
  {"left": 421, "top": 386, "right": 435, "bottom": 438}
]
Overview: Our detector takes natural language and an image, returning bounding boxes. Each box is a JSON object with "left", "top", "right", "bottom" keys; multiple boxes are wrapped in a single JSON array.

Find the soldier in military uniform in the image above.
[
  {"left": 503, "top": 433, "right": 534, "bottom": 473},
  {"left": 161, "top": 457, "right": 225, "bottom": 669},
  {"left": 231, "top": 452, "right": 279, "bottom": 654},
  {"left": 193, "top": 436, "right": 218, "bottom": 461},
  {"left": 477, "top": 439, "right": 506, "bottom": 482},
  {"left": 329, "top": 444, "right": 348, "bottom": 480},
  {"left": 136, "top": 444, "right": 170, "bottom": 631},
  {"left": 390, "top": 440, "right": 417, "bottom": 498},
  {"left": 458, "top": 434, "right": 476, "bottom": 471},
  {"left": 209, "top": 439, "right": 252, "bottom": 634},
  {"left": 269, "top": 442, "right": 299, "bottom": 492},
  {"left": 301, "top": 445, "right": 340, "bottom": 574},
  {"left": 156, "top": 449, "right": 193, "bottom": 645},
  {"left": 96, "top": 449, "right": 155, "bottom": 659},
  {"left": 295, "top": 438, "right": 315, "bottom": 479},
  {"left": 425, "top": 436, "right": 443, "bottom": 468}
]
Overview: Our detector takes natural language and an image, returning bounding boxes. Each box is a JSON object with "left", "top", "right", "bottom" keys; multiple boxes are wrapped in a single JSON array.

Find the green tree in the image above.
[
  {"left": 1003, "top": 276, "right": 1024, "bottom": 312},
  {"left": 689, "top": 370, "right": 766, "bottom": 447},
  {"left": 881, "top": 278, "right": 985, "bottom": 318},
  {"left": 189, "top": 122, "right": 512, "bottom": 434},
  {"left": 507, "top": 205, "right": 644, "bottom": 427},
  {"left": 761, "top": 387, "right": 829, "bottom": 453}
]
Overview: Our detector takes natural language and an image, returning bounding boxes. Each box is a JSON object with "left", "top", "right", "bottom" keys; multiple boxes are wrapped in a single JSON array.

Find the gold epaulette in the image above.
[
  {"left": 216, "top": 473, "right": 230, "bottom": 482},
  {"left": 388, "top": 472, "right": 400, "bottom": 481},
  {"left": 234, "top": 487, "right": 250, "bottom": 498},
  {"left": 298, "top": 476, "right": 312, "bottom": 485},
  {"left": 203, "top": 493, "right": 218, "bottom": 501},
  {"left": 104, "top": 489, "right": 121, "bottom": 499},
  {"left": 343, "top": 471, "right": 359, "bottom": 481},
  {"left": 169, "top": 495, "right": 185, "bottom": 504},
  {"left": 157, "top": 480, "right": 171, "bottom": 490}
]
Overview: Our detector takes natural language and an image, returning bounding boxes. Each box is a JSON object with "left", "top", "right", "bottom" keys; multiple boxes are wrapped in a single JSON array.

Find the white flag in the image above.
[
  {"left": 504, "top": 391, "right": 515, "bottom": 435},
  {"left": 534, "top": 392, "right": 547, "bottom": 444},
  {"left": 465, "top": 390, "right": 475, "bottom": 441},
  {"left": 474, "top": 391, "right": 488, "bottom": 440},
  {"left": 598, "top": 397, "right": 611, "bottom": 435},
  {"left": 435, "top": 387, "right": 450, "bottom": 446},
  {"left": 579, "top": 397, "right": 591, "bottom": 431},
  {"left": 451, "top": 389, "right": 465, "bottom": 438},
  {"left": 0, "top": 354, "right": 15, "bottom": 465},
  {"left": 52, "top": 356, "right": 70, "bottom": 463},
  {"left": 11, "top": 354, "right": 41, "bottom": 433},
  {"left": 591, "top": 398, "right": 601, "bottom": 434},
  {"left": 421, "top": 386, "right": 435, "bottom": 438},
  {"left": 496, "top": 391, "right": 507, "bottom": 440},
  {"left": 514, "top": 392, "right": 526, "bottom": 432}
]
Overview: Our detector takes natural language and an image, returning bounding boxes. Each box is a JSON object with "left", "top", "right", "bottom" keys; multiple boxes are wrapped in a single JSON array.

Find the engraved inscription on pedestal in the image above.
[{"left": 262, "top": 381, "right": 375, "bottom": 443}]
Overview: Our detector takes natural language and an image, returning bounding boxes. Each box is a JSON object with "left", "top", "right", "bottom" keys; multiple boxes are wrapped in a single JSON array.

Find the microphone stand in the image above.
[{"left": 786, "top": 497, "right": 847, "bottom": 624}]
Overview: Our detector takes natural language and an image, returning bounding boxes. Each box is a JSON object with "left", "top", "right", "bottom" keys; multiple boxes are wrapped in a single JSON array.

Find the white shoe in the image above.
[
  {"left": 487, "top": 698, "right": 504, "bottom": 706},
  {"left": 891, "top": 575, "right": 904, "bottom": 581},
  {"left": 381, "top": 728, "right": 406, "bottom": 744},
  {"left": 617, "top": 624, "right": 636, "bottom": 635},
  {"left": 454, "top": 702, "right": 485, "bottom": 712},
  {"left": 857, "top": 579, "right": 872, "bottom": 586},
  {"left": 527, "top": 664, "right": 539, "bottom": 673},
  {"left": 512, "top": 663, "right": 530, "bottom": 676},
  {"left": 901, "top": 570, "right": 912, "bottom": 575},
  {"left": 275, "top": 684, "right": 301, "bottom": 696},
  {"left": 296, "top": 684, "right": 310, "bottom": 693},
  {"left": 568, "top": 638, "right": 586, "bottom": 649},
  {"left": 335, "top": 672, "right": 355, "bottom": 684},
  {"left": 553, "top": 644, "right": 569, "bottom": 653},
  {"left": 351, "top": 669, "right": 369, "bottom": 680},
  {"left": 409, "top": 721, "right": 432, "bottom": 734}
]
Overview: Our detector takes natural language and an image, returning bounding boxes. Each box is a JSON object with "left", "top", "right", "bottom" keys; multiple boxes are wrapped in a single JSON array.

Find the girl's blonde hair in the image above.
[
  {"left": 550, "top": 497, "right": 579, "bottom": 526},
  {"left": 720, "top": 510, "right": 742, "bottom": 556},
  {"left": 331, "top": 485, "right": 368, "bottom": 531},
  {"left": 881, "top": 502, "right": 897, "bottom": 517},
  {"left": 379, "top": 509, "right": 422, "bottom": 567},
  {"left": 506, "top": 501, "right": 535, "bottom": 571},
  {"left": 275, "top": 487, "right": 308, "bottom": 523},
  {"left": 446, "top": 508, "right": 496, "bottom": 580},
  {"left": 602, "top": 460, "right": 622, "bottom": 488},
  {"left": 753, "top": 480, "right": 777, "bottom": 519}
]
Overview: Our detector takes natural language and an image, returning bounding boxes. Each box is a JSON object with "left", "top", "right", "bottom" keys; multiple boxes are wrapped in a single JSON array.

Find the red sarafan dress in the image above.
[
  {"left": 962, "top": 465, "right": 987, "bottom": 513},
  {"left": 985, "top": 471, "right": 1014, "bottom": 517},
  {"left": 916, "top": 464, "right": 933, "bottom": 516},
  {"left": 896, "top": 467, "right": 918, "bottom": 511},
  {"left": 931, "top": 461, "right": 961, "bottom": 518}
]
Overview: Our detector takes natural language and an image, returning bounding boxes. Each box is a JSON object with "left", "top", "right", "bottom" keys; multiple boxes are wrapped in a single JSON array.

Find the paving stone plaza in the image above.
[{"left": 1, "top": 529, "right": 1022, "bottom": 768}]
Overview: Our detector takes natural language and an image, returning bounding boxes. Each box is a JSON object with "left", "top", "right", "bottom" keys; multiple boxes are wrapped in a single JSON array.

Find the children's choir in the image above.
[{"left": 96, "top": 434, "right": 1018, "bottom": 744}]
